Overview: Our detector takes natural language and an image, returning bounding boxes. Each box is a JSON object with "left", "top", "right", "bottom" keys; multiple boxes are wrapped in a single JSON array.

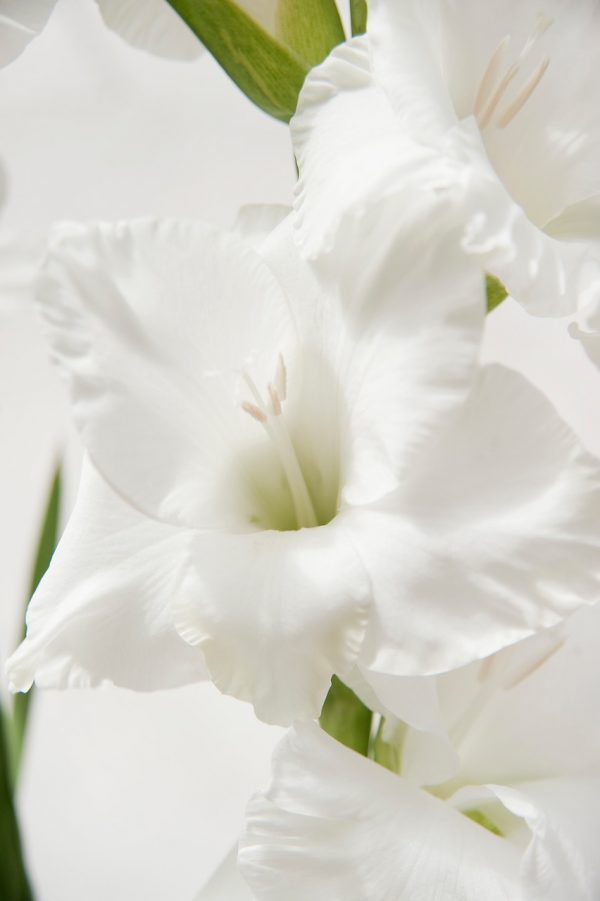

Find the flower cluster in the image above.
[{"left": 5, "top": 0, "right": 600, "bottom": 898}]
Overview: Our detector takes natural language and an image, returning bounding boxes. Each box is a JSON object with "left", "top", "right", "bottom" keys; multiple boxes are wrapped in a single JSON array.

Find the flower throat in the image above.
[{"left": 241, "top": 353, "right": 321, "bottom": 530}]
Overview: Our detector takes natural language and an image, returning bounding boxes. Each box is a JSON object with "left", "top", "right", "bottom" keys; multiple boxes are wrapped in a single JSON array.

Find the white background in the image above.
[{"left": 1, "top": 1, "right": 599, "bottom": 899}]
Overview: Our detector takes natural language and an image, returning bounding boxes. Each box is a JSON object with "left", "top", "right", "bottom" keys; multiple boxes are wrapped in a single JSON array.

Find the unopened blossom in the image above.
[
  {"left": 292, "top": 0, "right": 600, "bottom": 315},
  {"left": 6, "top": 206, "right": 600, "bottom": 724},
  {"left": 241, "top": 606, "right": 600, "bottom": 900}
]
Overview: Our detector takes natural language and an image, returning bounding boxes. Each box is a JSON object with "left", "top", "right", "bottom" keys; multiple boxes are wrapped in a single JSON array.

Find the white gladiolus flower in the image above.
[
  {"left": 292, "top": 1, "right": 600, "bottom": 316},
  {"left": 240, "top": 606, "right": 600, "bottom": 900},
  {"left": 6, "top": 208, "right": 600, "bottom": 724}
]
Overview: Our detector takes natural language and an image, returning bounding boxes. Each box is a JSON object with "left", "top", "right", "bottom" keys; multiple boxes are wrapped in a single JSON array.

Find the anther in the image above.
[
  {"left": 496, "top": 57, "right": 550, "bottom": 128},
  {"left": 241, "top": 400, "right": 267, "bottom": 424},
  {"left": 474, "top": 35, "right": 511, "bottom": 119},
  {"left": 268, "top": 383, "right": 282, "bottom": 416},
  {"left": 477, "top": 62, "right": 520, "bottom": 129}
]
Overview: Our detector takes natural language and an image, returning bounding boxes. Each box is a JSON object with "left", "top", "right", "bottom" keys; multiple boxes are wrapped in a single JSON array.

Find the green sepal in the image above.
[
  {"left": 350, "top": 0, "right": 368, "bottom": 35},
  {"left": 8, "top": 467, "right": 61, "bottom": 790},
  {"left": 167, "top": 0, "right": 344, "bottom": 122},
  {"left": 319, "top": 675, "right": 372, "bottom": 756},
  {"left": 276, "top": 0, "right": 345, "bottom": 68},
  {"left": 486, "top": 273, "right": 508, "bottom": 313}
]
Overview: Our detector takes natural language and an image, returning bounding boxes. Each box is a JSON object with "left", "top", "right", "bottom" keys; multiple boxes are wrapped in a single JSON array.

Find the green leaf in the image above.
[
  {"left": 276, "top": 0, "right": 345, "bottom": 68},
  {"left": 0, "top": 711, "right": 33, "bottom": 901},
  {"left": 8, "top": 467, "right": 61, "bottom": 791},
  {"left": 319, "top": 675, "right": 372, "bottom": 756},
  {"left": 166, "top": 0, "right": 306, "bottom": 121},
  {"left": 486, "top": 273, "right": 508, "bottom": 313},
  {"left": 350, "top": 0, "right": 368, "bottom": 35}
]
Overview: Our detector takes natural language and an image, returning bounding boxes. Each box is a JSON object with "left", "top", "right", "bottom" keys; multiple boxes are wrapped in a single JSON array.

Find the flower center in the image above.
[
  {"left": 241, "top": 353, "right": 320, "bottom": 530},
  {"left": 474, "top": 15, "right": 553, "bottom": 131}
]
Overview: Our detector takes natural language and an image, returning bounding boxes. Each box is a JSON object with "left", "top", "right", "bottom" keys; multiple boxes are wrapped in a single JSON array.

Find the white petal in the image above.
[
  {"left": 6, "top": 458, "right": 205, "bottom": 693},
  {"left": 38, "top": 219, "right": 299, "bottom": 531},
  {"left": 360, "top": 667, "right": 460, "bottom": 787},
  {"left": 546, "top": 193, "right": 600, "bottom": 245},
  {"left": 263, "top": 211, "right": 486, "bottom": 509},
  {"left": 0, "top": 0, "right": 57, "bottom": 67},
  {"left": 196, "top": 847, "right": 255, "bottom": 901},
  {"left": 515, "top": 778, "right": 600, "bottom": 901},
  {"left": 449, "top": 605, "right": 600, "bottom": 786},
  {"left": 291, "top": 40, "right": 510, "bottom": 324},
  {"left": 440, "top": 119, "right": 597, "bottom": 318},
  {"left": 95, "top": 0, "right": 202, "bottom": 60},
  {"left": 292, "top": 38, "right": 477, "bottom": 266},
  {"left": 367, "top": 0, "right": 456, "bottom": 137},
  {"left": 174, "top": 517, "right": 370, "bottom": 725},
  {"left": 240, "top": 723, "right": 521, "bottom": 900},
  {"left": 354, "top": 364, "right": 600, "bottom": 676},
  {"left": 453, "top": 778, "right": 600, "bottom": 901},
  {"left": 367, "top": 0, "right": 600, "bottom": 315},
  {"left": 338, "top": 250, "right": 484, "bottom": 506}
]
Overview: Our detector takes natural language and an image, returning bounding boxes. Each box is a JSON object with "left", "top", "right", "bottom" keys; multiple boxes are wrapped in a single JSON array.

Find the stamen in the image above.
[
  {"left": 241, "top": 355, "right": 318, "bottom": 529},
  {"left": 268, "top": 383, "right": 282, "bottom": 416},
  {"left": 477, "top": 61, "right": 520, "bottom": 129},
  {"left": 475, "top": 16, "right": 554, "bottom": 131},
  {"left": 474, "top": 35, "right": 511, "bottom": 119},
  {"left": 242, "top": 370, "right": 266, "bottom": 409},
  {"left": 496, "top": 57, "right": 550, "bottom": 128},
  {"left": 519, "top": 13, "right": 553, "bottom": 59},
  {"left": 274, "top": 353, "right": 287, "bottom": 401},
  {"left": 241, "top": 401, "right": 267, "bottom": 424}
]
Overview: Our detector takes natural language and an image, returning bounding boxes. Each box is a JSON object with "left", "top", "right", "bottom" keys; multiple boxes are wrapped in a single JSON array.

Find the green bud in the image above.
[{"left": 166, "top": 0, "right": 346, "bottom": 121}]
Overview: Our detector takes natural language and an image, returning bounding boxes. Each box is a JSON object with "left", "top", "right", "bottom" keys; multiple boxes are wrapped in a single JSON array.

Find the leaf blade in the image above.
[{"left": 8, "top": 467, "right": 61, "bottom": 790}]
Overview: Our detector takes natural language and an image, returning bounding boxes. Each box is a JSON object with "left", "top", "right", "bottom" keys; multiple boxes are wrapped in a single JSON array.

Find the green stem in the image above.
[
  {"left": 319, "top": 675, "right": 372, "bottom": 755},
  {"left": 0, "top": 711, "right": 33, "bottom": 901},
  {"left": 8, "top": 467, "right": 61, "bottom": 791}
]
